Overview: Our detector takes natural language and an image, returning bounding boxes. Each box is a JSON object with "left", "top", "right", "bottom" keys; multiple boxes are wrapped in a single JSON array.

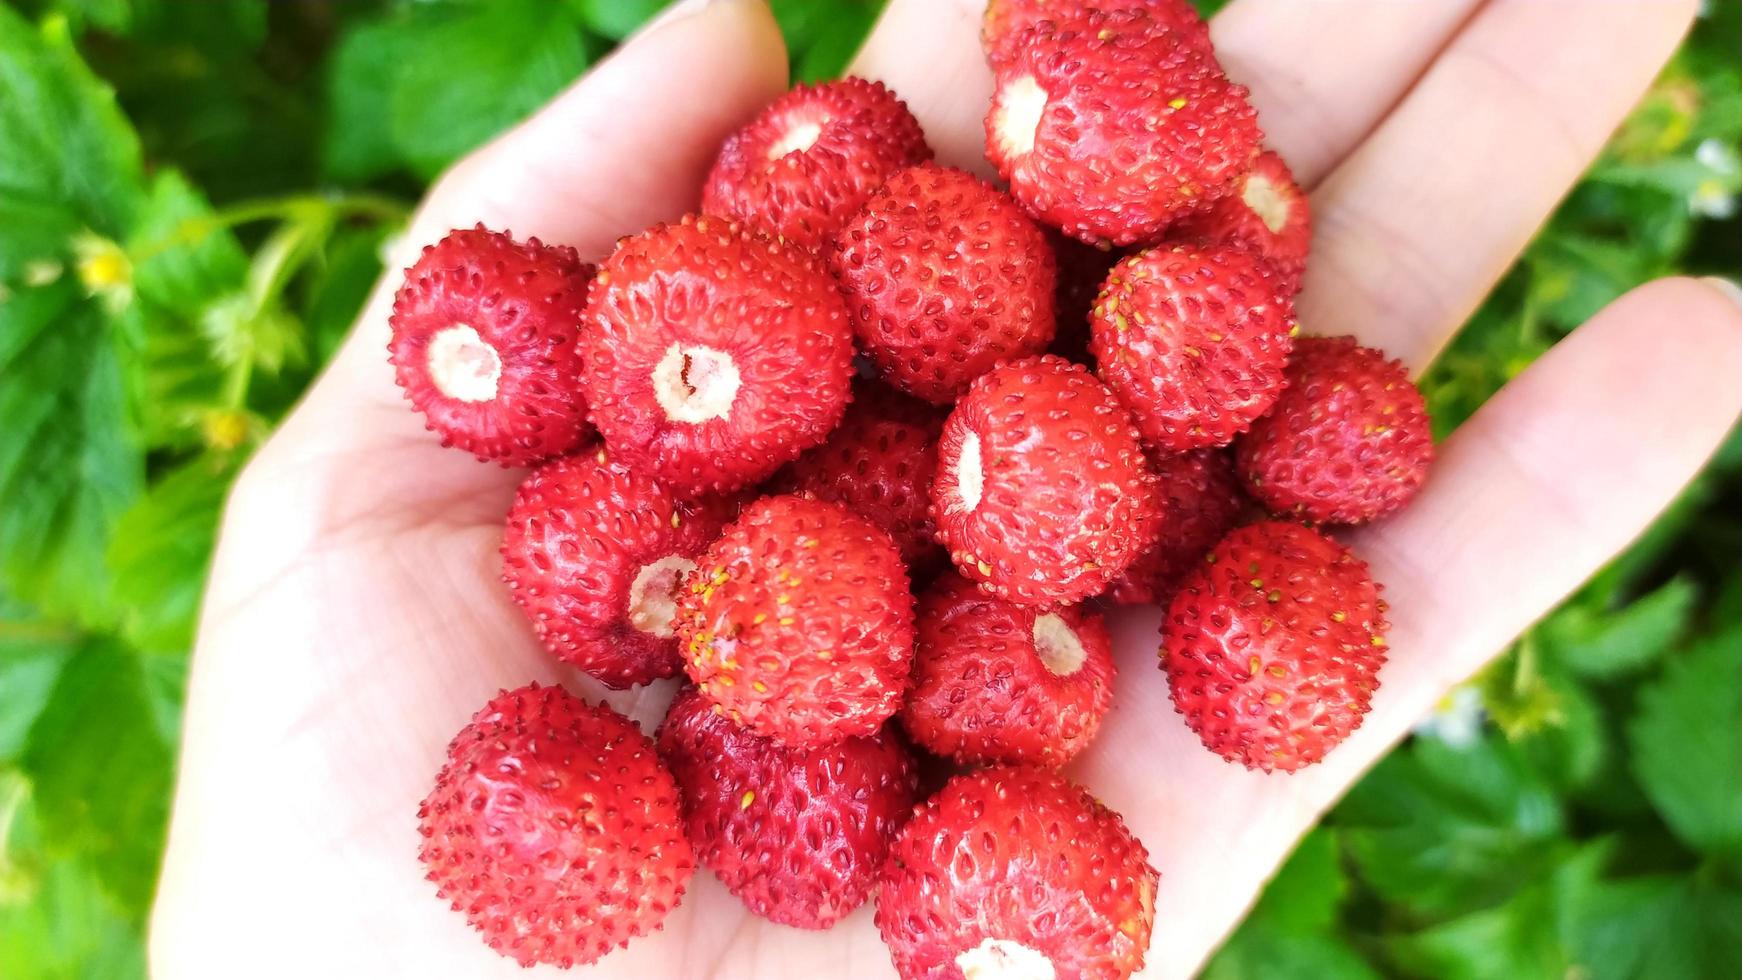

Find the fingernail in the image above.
[{"left": 1702, "top": 277, "right": 1742, "bottom": 313}]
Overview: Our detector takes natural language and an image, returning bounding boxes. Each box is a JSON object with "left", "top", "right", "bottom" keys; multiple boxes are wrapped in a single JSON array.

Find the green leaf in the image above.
[
  {"left": 1629, "top": 627, "right": 1742, "bottom": 858},
  {"left": 1566, "top": 871, "right": 1742, "bottom": 980},
  {"left": 1337, "top": 733, "right": 1565, "bottom": 920},
  {"left": 1542, "top": 577, "right": 1697, "bottom": 679},
  {"left": 0, "top": 281, "right": 144, "bottom": 627},
  {"left": 1203, "top": 829, "right": 1384, "bottom": 980},
  {"left": 323, "top": 0, "right": 595, "bottom": 182},
  {"left": 107, "top": 455, "right": 234, "bottom": 653},
  {"left": 0, "top": 10, "right": 145, "bottom": 240},
  {"left": 574, "top": 0, "right": 670, "bottom": 39},
  {"left": 304, "top": 223, "right": 388, "bottom": 364},
  {"left": 771, "top": 0, "right": 885, "bottom": 81},
  {"left": 0, "top": 596, "right": 77, "bottom": 761},
  {"left": 0, "top": 779, "right": 145, "bottom": 980},
  {"left": 19, "top": 641, "right": 172, "bottom": 919},
  {"left": 1388, "top": 844, "right": 1608, "bottom": 980},
  {"left": 115, "top": 171, "right": 249, "bottom": 447},
  {"left": 1513, "top": 664, "right": 1607, "bottom": 793}
]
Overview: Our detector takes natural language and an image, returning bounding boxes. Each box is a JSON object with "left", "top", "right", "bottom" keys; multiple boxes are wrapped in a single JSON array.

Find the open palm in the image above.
[{"left": 150, "top": 1, "right": 1742, "bottom": 978}]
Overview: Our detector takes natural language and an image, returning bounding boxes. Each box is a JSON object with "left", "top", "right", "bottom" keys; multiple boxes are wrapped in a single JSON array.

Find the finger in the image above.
[
  {"left": 1084, "top": 276, "right": 1742, "bottom": 979},
  {"left": 1299, "top": 0, "right": 1697, "bottom": 370},
  {"left": 1211, "top": 0, "right": 1481, "bottom": 185},
  {"left": 849, "top": 0, "right": 1478, "bottom": 185}
]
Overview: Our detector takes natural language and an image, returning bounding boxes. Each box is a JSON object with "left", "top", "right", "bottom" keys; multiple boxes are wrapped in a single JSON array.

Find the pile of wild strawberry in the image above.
[{"left": 395, "top": 1, "right": 1433, "bottom": 976}]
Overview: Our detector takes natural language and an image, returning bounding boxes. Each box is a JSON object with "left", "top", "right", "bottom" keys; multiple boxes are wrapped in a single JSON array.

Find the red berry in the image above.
[
  {"left": 773, "top": 384, "right": 946, "bottom": 572},
  {"left": 932, "top": 355, "right": 1161, "bottom": 607},
  {"left": 980, "top": 0, "right": 1209, "bottom": 68},
  {"left": 417, "top": 683, "right": 692, "bottom": 968},
  {"left": 581, "top": 215, "right": 854, "bottom": 496},
  {"left": 675, "top": 494, "right": 916, "bottom": 747},
  {"left": 703, "top": 78, "right": 932, "bottom": 249},
  {"left": 1171, "top": 151, "right": 1313, "bottom": 291},
  {"left": 389, "top": 225, "right": 594, "bottom": 466},
  {"left": 1108, "top": 449, "right": 1251, "bottom": 605},
  {"left": 876, "top": 766, "right": 1158, "bottom": 980},
  {"left": 1090, "top": 243, "right": 1296, "bottom": 452},
  {"left": 1162, "top": 521, "right": 1389, "bottom": 772},
  {"left": 501, "top": 448, "right": 739, "bottom": 688},
  {"left": 902, "top": 573, "right": 1114, "bottom": 767},
  {"left": 985, "top": 8, "right": 1262, "bottom": 246},
  {"left": 1236, "top": 336, "right": 1434, "bottom": 525},
  {"left": 656, "top": 686, "right": 920, "bottom": 929},
  {"left": 830, "top": 163, "right": 1057, "bottom": 403}
]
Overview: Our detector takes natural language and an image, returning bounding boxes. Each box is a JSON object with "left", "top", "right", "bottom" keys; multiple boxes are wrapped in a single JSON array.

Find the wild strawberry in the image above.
[
  {"left": 985, "top": 8, "right": 1262, "bottom": 246},
  {"left": 581, "top": 215, "right": 854, "bottom": 496},
  {"left": 675, "top": 495, "right": 916, "bottom": 747},
  {"left": 772, "top": 383, "right": 946, "bottom": 572},
  {"left": 703, "top": 78, "right": 932, "bottom": 249},
  {"left": 1108, "top": 449, "right": 1251, "bottom": 605},
  {"left": 932, "top": 355, "right": 1160, "bottom": 607},
  {"left": 830, "top": 163, "right": 1056, "bottom": 403},
  {"left": 389, "top": 225, "right": 594, "bottom": 466},
  {"left": 501, "top": 448, "right": 739, "bottom": 688},
  {"left": 1236, "top": 336, "right": 1434, "bottom": 525},
  {"left": 1171, "top": 150, "right": 1313, "bottom": 291},
  {"left": 656, "top": 686, "right": 919, "bottom": 929},
  {"left": 902, "top": 573, "right": 1114, "bottom": 767},
  {"left": 1162, "top": 521, "right": 1389, "bottom": 772},
  {"left": 1091, "top": 243, "right": 1296, "bottom": 452},
  {"left": 980, "top": 0, "right": 1209, "bottom": 68},
  {"left": 876, "top": 766, "right": 1158, "bottom": 980},
  {"left": 417, "top": 683, "right": 692, "bottom": 968},
  {"left": 1049, "top": 231, "right": 1124, "bottom": 364}
]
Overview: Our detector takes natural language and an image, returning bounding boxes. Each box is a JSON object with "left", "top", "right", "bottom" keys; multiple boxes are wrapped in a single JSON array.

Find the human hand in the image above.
[{"left": 149, "top": 1, "right": 1742, "bottom": 977}]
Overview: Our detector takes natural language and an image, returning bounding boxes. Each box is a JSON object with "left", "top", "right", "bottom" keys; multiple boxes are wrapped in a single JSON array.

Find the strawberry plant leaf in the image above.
[
  {"left": 574, "top": 0, "right": 669, "bottom": 40},
  {"left": 1565, "top": 870, "right": 1742, "bottom": 979},
  {"left": 1204, "top": 829, "right": 1383, "bottom": 980},
  {"left": 323, "top": 0, "right": 596, "bottom": 182},
  {"left": 1628, "top": 627, "right": 1742, "bottom": 859},
  {"left": 1336, "top": 732, "right": 1566, "bottom": 919},
  {"left": 107, "top": 454, "right": 235, "bottom": 654},
  {"left": 1543, "top": 577, "right": 1697, "bottom": 679},
  {"left": 18, "top": 641, "right": 172, "bottom": 919},
  {"left": 0, "top": 596, "right": 77, "bottom": 761},
  {"left": 0, "top": 282, "right": 143, "bottom": 627}
]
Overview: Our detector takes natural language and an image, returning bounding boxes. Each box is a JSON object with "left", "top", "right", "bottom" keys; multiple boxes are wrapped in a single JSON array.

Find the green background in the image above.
[{"left": 1, "top": 1, "right": 1738, "bottom": 976}]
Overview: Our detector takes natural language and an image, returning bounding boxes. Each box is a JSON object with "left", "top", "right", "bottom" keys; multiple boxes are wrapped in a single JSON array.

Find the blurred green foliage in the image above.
[{"left": 0, "top": 1, "right": 1737, "bottom": 977}]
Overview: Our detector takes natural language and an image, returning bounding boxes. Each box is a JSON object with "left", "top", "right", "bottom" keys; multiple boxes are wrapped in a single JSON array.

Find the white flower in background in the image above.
[
  {"left": 1690, "top": 138, "right": 1739, "bottom": 219},
  {"left": 1414, "top": 685, "right": 1486, "bottom": 747}
]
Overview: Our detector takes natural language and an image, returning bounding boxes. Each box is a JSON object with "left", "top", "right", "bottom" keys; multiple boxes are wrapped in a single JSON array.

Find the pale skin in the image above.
[{"left": 149, "top": 0, "right": 1742, "bottom": 977}]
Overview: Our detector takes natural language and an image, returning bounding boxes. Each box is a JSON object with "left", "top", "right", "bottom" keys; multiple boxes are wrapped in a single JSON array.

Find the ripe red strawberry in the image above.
[
  {"left": 830, "top": 163, "right": 1057, "bottom": 403},
  {"left": 417, "top": 683, "right": 692, "bottom": 968},
  {"left": 980, "top": 0, "right": 1209, "bottom": 68},
  {"left": 675, "top": 494, "right": 916, "bottom": 747},
  {"left": 656, "top": 686, "right": 919, "bottom": 929},
  {"left": 389, "top": 225, "right": 594, "bottom": 466},
  {"left": 1171, "top": 150, "right": 1313, "bottom": 291},
  {"left": 1162, "top": 521, "right": 1388, "bottom": 772},
  {"left": 703, "top": 78, "right": 932, "bottom": 249},
  {"left": 1236, "top": 336, "right": 1434, "bottom": 525},
  {"left": 1049, "top": 231, "right": 1124, "bottom": 364},
  {"left": 876, "top": 766, "right": 1158, "bottom": 980},
  {"left": 1091, "top": 243, "right": 1296, "bottom": 452},
  {"left": 772, "top": 384, "right": 946, "bottom": 572},
  {"left": 985, "top": 8, "right": 1262, "bottom": 246},
  {"left": 902, "top": 573, "right": 1114, "bottom": 767},
  {"left": 581, "top": 215, "right": 854, "bottom": 496},
  {"left": 501, "top": 448, "right": 739, "bottom": 688},
  {"left": 932, "top": 355, "right": 1161, "bottom": 607},
  {"left": 1108, "top": 449, "right": 1251, "bottom": 605}
]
